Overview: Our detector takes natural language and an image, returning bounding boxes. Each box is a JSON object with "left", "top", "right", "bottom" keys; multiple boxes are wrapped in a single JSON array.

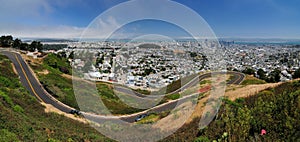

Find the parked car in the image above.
[
  {"left": 135, "top": 114, "right": 148, "bottom": 122},
  {"left": 69, "top": 109, "right": 81, "bottom": 115}
]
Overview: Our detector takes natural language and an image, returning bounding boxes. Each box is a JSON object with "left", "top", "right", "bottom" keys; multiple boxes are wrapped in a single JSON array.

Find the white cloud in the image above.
[
  {"left": 0, "top": 0, "right": 131, "bottom": 39},
  {"left": 0, "top": 16, "right": 127, "bottom": 39},
  {"left": 81, "top": 16, "right": 128, "bottom": 39},
  {"left": 0, "top": 24, "right": 84, "bottom": 39}
]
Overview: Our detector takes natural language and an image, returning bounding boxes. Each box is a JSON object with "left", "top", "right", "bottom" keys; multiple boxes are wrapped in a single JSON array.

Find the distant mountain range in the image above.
[{"left": 22, "top": 38, "right": 78, "bottom": 43}]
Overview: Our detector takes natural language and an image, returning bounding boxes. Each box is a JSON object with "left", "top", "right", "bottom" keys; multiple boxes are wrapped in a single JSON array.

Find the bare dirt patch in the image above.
[
  {"left": 37, "top": 70, "right": 49, "bottom": 75},
  {"left": 42, "top": 103, "right": 87, "bottom": 124},
  {"left": 61, "top": 73, "right": 72, "bottom": 80},
  {"left": 11, "top": 63, "right": 18, "bottom": 75},
  {"left": 21, "top": 53, "right": 43, "bottom": 65}
]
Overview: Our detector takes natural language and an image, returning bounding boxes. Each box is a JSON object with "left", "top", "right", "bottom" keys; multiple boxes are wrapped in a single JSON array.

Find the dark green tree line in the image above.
[{"left": 0, "top": 35, "right": 44, "bottom": 52}]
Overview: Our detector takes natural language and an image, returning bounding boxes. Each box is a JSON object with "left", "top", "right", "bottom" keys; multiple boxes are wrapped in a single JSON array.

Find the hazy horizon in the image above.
[{"left": 1, "top": 0, "right": 300, "bottom": 39}]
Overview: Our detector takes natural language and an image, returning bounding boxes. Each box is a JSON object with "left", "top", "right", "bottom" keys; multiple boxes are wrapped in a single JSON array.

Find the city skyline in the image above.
[{"left": 1, "top": 0, "right": 300, "bottom": 39}]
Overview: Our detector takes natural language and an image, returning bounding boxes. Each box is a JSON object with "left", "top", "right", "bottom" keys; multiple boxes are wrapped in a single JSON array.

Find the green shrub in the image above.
[
  {"left": 194, "top": 136, "right": 210, "bottom": 142},
  {"left": 241, "top": 78, "right": 266, "bottom": 85},
  {"left": 13, "top": 105, "right": 24, "bottom": 113},
  {"left": 0, "top": 91, "right": 13, "bottom": 106},
  {"left": 0, "top": 76, "right": 13, "bottom": 87},
  {"left": 166, "top": 93, "right": 180, "bottom": 100},
  {"left": 200, "top": 80, "right": 211, "bottom": 85},
  {"left": 193, "top": 81, "right": 300, "bottom": 141},
  {"left": 0, "top": 129, "right": 20, "bottom": 142},
  {"left": 43, "top": 53, "right": 71, "bottom": 75},
  {"left": 47, "top": 138, "right": 61, "bottom": 142}
]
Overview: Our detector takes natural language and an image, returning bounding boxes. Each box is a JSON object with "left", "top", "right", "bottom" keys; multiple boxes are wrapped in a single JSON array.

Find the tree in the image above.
[
  {"left": 242, "top": 68, "right": 255, "bottom": 75},
  {"left": 96, "top": 55, "right": 104, "bottom": 65},
  {"left": 20, "top": 43, "right": 29, "bottom": 51},
  {"left": 293, "top": 68, "right": 300, "bottom": 79},
  {"left": 190, "top": 52, "right": 197, "bottom": 58},
  {"left": 267, "top": 69, "right": 281, "bottom": 83},
  {"left": 58, "top": 51, "right": 67, "bottom": 58},
  {"left": 36, "top": 42, "right": 43, "bottom": 52},
  {"left": 13, "top": 38, "right": 22, "bottom": 49},
  {"left": 69, "top": 51, "right": 74, "bottom": 59},
  {"left": 0, "top": 35, "right": 13, "bottom": 47},
  {"left": 28, "top": 42, "right": 36, "bottom": 52},
  {"left": 144, "top": 68, "right": 156, "bottom": 76},
  {"left": 30, "top": 41, "right": 43, "bottom": 52},
  {"left": 257, "top": 69, "right": 267, "bottom": 80}
]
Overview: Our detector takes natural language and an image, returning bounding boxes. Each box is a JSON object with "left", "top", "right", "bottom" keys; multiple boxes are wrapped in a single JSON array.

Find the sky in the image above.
[{"left": 0, "top": 0, "right": 300, "bottom": 39}]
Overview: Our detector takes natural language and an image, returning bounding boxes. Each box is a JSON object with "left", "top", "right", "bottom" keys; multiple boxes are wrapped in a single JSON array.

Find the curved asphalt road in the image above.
[
  {"left": 1, "top": 51, "right": 73, "bottom": 113},
  {"left": 115, "top": 71, "right": 244, "bottom": 99},
  {"left": 0, "top": 50, "right": 245, "bottom": 123}
]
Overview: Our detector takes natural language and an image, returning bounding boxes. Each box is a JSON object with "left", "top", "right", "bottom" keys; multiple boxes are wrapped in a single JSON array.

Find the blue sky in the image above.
[{"left": 0, "top": 0, "right": 300, "bottom": 39}]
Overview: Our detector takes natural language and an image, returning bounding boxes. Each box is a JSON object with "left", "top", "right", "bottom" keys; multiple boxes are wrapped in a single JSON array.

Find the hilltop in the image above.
[{"left": 162, "top": 80, "right": 300, "bottom": 141}]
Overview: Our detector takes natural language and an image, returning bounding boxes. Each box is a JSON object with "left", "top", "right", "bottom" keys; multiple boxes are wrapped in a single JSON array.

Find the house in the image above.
[
  {"left": 26, "top": 50, "right": 41, "bottom": 59},
  {"left": 88, "top": 72, "right": 102, "bottom": 81},
  {"left": 127, "top": 76, "right": 135, "bottom": 85}
]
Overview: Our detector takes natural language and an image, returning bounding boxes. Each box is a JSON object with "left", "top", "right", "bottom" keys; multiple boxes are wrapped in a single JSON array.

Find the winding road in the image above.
[{"left": 0, "top": 49, "right": 245, "bottom": 123}]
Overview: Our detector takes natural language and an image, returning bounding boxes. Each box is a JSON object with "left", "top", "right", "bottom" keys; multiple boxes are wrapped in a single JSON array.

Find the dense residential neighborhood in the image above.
[
  {"left": 61, "top": 40, "right": 300, "bottom": 88},
  {"left": 224, "top": 43, "right": 300, "bottom": 82},
  {"left": 67, "top": 41, "right": 209, "bottom": 89}
]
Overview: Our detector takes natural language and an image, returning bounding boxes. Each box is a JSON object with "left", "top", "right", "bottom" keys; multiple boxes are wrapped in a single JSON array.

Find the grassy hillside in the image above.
[
  {"left": 162, "top": 81, "right": 300, "bottom": 142},
  {"left": 29, "top": 53, "right": 196, "bottom": 115},
  {"left": 241, "top": 75, "right": 267, "bottom": 85},
  {"left": 29, "top": 53, "right": 144, "bottom": 114},
  {"left": 24, "top": 53, "right": 300, "bottom": 141},
  {"left": 0, "top": 54, "right": 113, "bottom": 141},
  {"left": 28, "top": 53, "right": 79, "bottom": 109},
  {"left": 2, "top": 52, "right": 299, "bottom": 141}
]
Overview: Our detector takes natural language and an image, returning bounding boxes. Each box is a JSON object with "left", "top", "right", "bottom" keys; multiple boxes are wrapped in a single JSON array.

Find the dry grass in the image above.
[
  {"left": 153, "top": 101, "right": 195, "bottom": 131},
  {"left": 225, "top": 83, "right": 281, "bottom": 100},
  {"left": 180, "top": 82, "right": 282, "bottom": 124},
  {"left": 241, "top": 75, "right": 267, "bottom": 85},
  {"left": 42, "top": 103, "right": 88, "bottom": 124},
  {"left": 21, "top": 53, "right": 43, "bottom": 65},
  {"left": 37, "top": 69, "right": 49, "bottom": 75},
  {"left": 11, "top": 63, "right": 18, "bottom": 75}
]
